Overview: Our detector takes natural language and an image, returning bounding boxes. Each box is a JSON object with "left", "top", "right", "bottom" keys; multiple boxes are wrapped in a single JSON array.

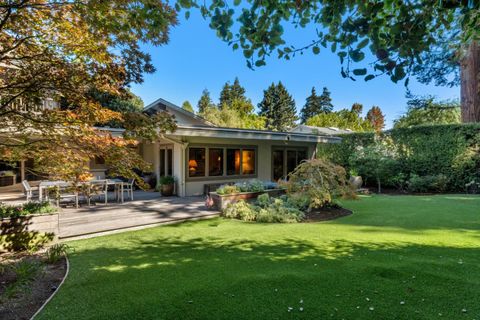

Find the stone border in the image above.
[{"left": 30, "top": 255, "right": 70, "bottom": 320}]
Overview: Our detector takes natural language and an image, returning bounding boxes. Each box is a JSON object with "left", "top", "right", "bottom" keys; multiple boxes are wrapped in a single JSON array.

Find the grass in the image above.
[{"left": 38, "top": 195, "right": 480, "bottom": 319}]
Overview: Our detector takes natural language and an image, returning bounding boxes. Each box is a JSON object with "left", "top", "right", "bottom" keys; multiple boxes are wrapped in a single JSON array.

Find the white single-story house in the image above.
[{"left": 120, "top": 98, "right": 340, "bottom": 197}]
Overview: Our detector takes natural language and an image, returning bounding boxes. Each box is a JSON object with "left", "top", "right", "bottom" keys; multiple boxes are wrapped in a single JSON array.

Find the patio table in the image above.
[
  {"left": 38, "top": 180, "right": 70, "bottom": 201},
  {"left": 38, "top": 179, "right": 126, "bottom": 203}
]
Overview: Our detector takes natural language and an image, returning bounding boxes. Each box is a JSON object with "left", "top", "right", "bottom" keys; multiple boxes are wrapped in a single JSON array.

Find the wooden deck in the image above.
[
  {"left": 0, "top": 187, "right": 219, "bottom": 239},
  {"left": 58, "top": 192, "right": 217, "bottom": 238}
]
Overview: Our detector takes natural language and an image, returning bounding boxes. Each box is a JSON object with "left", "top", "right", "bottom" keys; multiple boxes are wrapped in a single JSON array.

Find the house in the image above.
[{"left": 130, "top": 98, "right": 340, "bottom": 197}]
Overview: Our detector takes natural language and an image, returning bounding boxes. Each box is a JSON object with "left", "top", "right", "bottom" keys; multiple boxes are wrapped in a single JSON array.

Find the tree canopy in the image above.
[
  {"left": 182, "top": 100, "right": 194, "bottom": 113},
  {"left": 306, "top": 109, "right": 373, "bottom": 132},
  {"left": 0, "top": 0, "right": 178, "bottom": 183},
  {"left": 394, "top": 95, "right": 461, "bottom": 128},
  {"left": 366, "top": 106, "right": 386, "bottom": 132},
  {"left": 258, "top": 82, "right": 298, "bottom": 131},
  {"left": 181, "top": 0, "right": 480, "bottom": 122}
]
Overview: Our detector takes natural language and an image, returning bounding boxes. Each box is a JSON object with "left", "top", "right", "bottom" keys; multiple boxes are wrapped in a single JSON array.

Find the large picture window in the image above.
[
  {"left": 209, "top": 148, "right": 224, "bottom": 176},
  {"left": 188, "top": 146, "right": 256, "bottom": 179},
  {"left": 188, "top": 148, "right": 206, "bottom": 177}
]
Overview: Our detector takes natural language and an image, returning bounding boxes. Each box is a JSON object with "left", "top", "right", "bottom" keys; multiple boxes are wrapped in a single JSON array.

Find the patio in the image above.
[{"left": 0, "top": 186, "right": 218, "bottom": 239}]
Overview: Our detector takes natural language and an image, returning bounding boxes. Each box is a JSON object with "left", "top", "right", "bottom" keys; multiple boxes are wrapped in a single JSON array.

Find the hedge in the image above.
[{"left": 318, "top": 123, "right": 480, "bottom": 192}]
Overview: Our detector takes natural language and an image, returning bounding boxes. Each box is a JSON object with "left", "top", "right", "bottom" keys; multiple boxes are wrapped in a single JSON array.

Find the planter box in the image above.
[
  {"left": 0, "top": 175, "right": 15, "bottom": 187},
  {"left": 210, "top": 189, "right": 286, "bottom": 211}
]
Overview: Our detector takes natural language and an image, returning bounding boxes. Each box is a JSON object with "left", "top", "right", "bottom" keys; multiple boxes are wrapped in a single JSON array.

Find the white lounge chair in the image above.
[
  {"left": 117, "top": 179, "right": 135, "bottom": 202},
  {"left": 56, "top": 186, "right": 79, "bottom": 208},
  {"left": 22, "top": 180, "right": 38, "bottom": 201},
  {"left": 86, "top": 180, "right": 108, "bottom": 206}
]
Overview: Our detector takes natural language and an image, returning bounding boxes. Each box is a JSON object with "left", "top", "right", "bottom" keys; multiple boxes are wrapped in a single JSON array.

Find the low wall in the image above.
[{"left": 0, "top": 213, "right": 58, "bottom": 252}]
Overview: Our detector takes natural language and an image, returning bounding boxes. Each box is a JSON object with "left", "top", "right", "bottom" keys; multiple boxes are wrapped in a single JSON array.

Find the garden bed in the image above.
[
  {"left": 304, "top": 206, "right": 353, "bottom": 222},
  {"left": 0, "top": 251, "right": 67, "bottom": 320},
  {"left": 210, "top": 189, "right": 286, "bottom": 211}
]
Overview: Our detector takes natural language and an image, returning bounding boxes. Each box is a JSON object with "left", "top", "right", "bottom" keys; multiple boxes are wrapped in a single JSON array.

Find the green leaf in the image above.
[
  {"left": 365, "top": 74, "right": 375, "bottom": 81},
  {"left": 232, "top": 43, "right": 239, "bottom": 50},
  {"left": 357, "top": 38, "right": 369, "bottom": 49},
  {"left": 331, "top": 42, "right": 337, "bottom": 53},
  {"left": 312, "top": 46, "right": 320, "bottom": 55},
  {"left": 353, "top": 68, "right": 367, "bottom": 76},
  {"left": 234, "top": 0, "right": 241, "bottom": 5},
  {"left": 185, "top": 11, "right": 190, "bottom": 19},
  {"left": 349, "top": 50, "right": 365, "bottom": 62},
  {"left": 394, "top": 65, "right": 406, "bottom": 80},
  {"left": 255, "top": 60, "right": 266, "bottom": 67}
]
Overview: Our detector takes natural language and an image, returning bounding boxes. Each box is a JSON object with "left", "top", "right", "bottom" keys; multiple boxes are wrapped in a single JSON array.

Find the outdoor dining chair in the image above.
[
  {"left": 86, "top": 180, "right": 108, "bottom": 206},
  {"left": 56, "top": 186, "right": 79, "bottom": 209},
  {"left": 117, "top": 178, "right": 135, "bottom": 202},
  {"left": 22, "top": 180, "right": 38, "bottom": 201}
]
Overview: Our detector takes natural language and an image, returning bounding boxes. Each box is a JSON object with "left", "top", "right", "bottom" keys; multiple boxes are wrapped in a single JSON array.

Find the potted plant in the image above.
[
  {"left": 158, "top": 176, "right": 175, "bottom": 196},
  {"left": 0, "top": 170, "right": 16, "bottom": 187}
]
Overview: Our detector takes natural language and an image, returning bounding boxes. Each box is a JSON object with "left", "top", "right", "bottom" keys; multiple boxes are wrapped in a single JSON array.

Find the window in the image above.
[
  {"left": 226, "top": 149, "right": 241, "bottom": 176},
  {"left": 272, "top": 148, "right": 308, "bottom": 181},
  {"left": 209, "top": 148, "right": 224, "bottom": 176},
  {"left": 167, "top": 149, "right": 173, "bottom": 176},
  {"left": 159, "top": 149, "right": 166, "bottom": 176},
  {"left": 188, "top": 148, "right": 206, "bottom": 177},
  {"left": 242, "top": 149, "right": 255, "bottom": 175},
  {"left": 188, "top": 146, "right": 256, "bottom": 179}
]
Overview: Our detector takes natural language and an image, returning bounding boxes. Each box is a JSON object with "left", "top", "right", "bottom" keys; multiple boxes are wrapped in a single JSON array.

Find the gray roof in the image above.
[{"left": 290, "top": 124, "right": 353, "bottom": 135}]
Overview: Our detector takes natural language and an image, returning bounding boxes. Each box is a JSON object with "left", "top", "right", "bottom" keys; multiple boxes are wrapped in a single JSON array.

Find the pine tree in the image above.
[
  {"left": 351, "top": 102, "right": 363, "bottom": 115},
  {"left": 366, "top": 106, "right": 386, "bottom": 132},
  {"left": 300, "top": 87, "right": 322, "bottom": 123},
  {"left": 258, "top": 82, "right": 297, "bottom": 131},
  {"left": 317, "top": 87, "right": 334, "bottom": 114},
  {"left": 197, "top": 89, "right": 214, "bottom": 114},
  {"left": 219, "top": 77, "right": 253, "bottom": 115},
  {"left": 182, "top": 100, "right": 194, "bottom": 113}
]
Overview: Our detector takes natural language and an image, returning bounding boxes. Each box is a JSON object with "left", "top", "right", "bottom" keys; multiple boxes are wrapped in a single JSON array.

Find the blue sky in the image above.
[{"left": 131, "top": 10, "right": 459, "bottom": 128}]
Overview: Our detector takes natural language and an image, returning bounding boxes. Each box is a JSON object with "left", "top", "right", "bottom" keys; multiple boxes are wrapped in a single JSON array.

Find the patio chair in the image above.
[
  {"left": 86, "top": 180, "right": 108, "bottom": 206},
  {"left": 117, "top": 178, "right": 135, "bottom": 201},
  {"left": 56, "top": 186, "right": 79, "bottom": 209},
  {"left": 22, "top": 180, "right": 38, "bottom": 201}
]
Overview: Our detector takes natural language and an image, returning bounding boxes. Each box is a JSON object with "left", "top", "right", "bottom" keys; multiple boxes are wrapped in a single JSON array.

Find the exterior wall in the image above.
[{"left": 180, "top": 137, "right": 317, "bottom": 196}]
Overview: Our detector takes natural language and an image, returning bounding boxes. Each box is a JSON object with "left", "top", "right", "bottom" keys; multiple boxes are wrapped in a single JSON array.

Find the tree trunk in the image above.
[
  {"left": 460, "top": 41, "right": 480, "bottom": 123},
  {"left": 377, "top": 177, "right": 381, "bottom": 194}
]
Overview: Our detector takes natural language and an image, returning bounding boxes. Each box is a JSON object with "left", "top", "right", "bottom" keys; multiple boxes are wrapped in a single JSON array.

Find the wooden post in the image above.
[
  {"left": 460, "top": 41, "right": 480, "bottom": 123},
  {"left": 20, "top": 160, "right": 25, "bottom": 182}
]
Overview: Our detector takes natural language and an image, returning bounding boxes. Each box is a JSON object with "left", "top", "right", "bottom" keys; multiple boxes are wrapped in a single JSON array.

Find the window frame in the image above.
[
  {"left": 186, "top": 144, "right": 258, "bottom": 181},
  {"left": 271, "top": 146, "right": 310, "bottom": 181}
]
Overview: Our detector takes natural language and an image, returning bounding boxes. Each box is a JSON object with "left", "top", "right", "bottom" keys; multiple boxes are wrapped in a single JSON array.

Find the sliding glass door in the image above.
[
  {"left": 159, "top": 146, "right": 173, "bottom": 177},
  {"left": 272, "top": 147, "right": 308, "bottom": 181}
]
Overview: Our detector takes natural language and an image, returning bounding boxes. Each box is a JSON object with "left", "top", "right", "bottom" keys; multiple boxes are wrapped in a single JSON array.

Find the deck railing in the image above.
[{"left": 1, "top": 97, "right": 59, "bottom": 112}]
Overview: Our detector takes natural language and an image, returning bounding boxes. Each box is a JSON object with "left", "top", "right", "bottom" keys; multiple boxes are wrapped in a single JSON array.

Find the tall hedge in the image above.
[{"left": 318, "top": 124, "right": 480, "bottom": 192}]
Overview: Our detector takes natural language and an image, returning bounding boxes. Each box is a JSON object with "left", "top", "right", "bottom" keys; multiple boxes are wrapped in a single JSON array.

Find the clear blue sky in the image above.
[{"left": 131, "top": 10, "right": 459, "bottom": 128}]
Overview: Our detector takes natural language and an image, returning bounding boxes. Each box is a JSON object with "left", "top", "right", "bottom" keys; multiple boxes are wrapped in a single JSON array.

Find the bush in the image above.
[
  {"left": 158, "top": 175, "right": 175, "bottom": 185},
  {"left": 216, "top": 185, "right": 240, "bottom": 195},
  {"left": 223, "top": 200, "right": 257, "bottom": 221},
  {"left": 0, "top": 201, "right": 56, "bottom": 219},
  {"left": 282, "top": 158, "right": 355, "bottom": 211},
  {"left": 407, "top": 174, "right": 449, "bottom": 193},
  {"left": 222, "top": 195, "right": 304, "bottom": 223},
  {"left": 318, "top": 123, "right": 480, "bottom": 193},
  {"left": 45, "top": 243, "right": 71, "bottom": 264}
]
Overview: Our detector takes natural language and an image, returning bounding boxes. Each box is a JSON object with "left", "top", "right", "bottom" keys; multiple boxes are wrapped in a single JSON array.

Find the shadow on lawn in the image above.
[{"left": 38, "top": 235, "right": 480, "bottom": 319}]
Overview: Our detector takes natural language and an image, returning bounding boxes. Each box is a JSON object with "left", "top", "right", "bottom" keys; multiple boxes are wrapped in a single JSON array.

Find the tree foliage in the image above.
[
  {"left": 0, "top": 0, "right": 178, "bottom": 183},
  {"left": 197, "top": 89, "right": 215, "bottom": 114},
  {"left": 258, "top": 82, "right": 298, "bottom": 131},
  {"left": 394, "top": 95, "right": 461, "bottom": 128},
  {"left": 186, "top": 0, "right": 479, "bottom": 86},
  {"left": 300, "top": 87, "right": 333, "bottom": 123},
  {"left": 182, "top": 100, "right": 194, "bottom": 113},
  {"left": 200, "top": 104, "right": 266, "bottom": 130},
  {"left": 306, "top": 109, "right": 373, "bottom": 132},
  {"left": 366, "top": 106, "right": 386, "bottom": 132}
]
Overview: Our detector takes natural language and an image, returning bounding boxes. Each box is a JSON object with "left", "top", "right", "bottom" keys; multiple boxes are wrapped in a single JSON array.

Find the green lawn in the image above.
[{"left": 38, "top": 195, "right": 480, "bottom": 319}]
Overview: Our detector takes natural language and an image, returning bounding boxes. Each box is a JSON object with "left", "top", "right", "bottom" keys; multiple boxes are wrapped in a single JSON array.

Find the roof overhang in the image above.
[{"left": 168, "top": 125, "right": 341, "bottom": 143}]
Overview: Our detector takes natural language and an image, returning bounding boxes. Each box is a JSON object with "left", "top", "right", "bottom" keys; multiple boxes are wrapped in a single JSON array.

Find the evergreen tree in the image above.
[
  {"left": 351, "top": 103, "right": 363, "bottom": 115},
  {"left": 182, "top": 101, "right": 194, "bottom": 113},
  {"left": 318, "top": 87, "right": 334, "bottom": 114},
  {"left": 300, "top": 87, "right": 321, "bottom": 124},
  {"left": 219, "top": 77, "right": 253, "bottom": 114},
  {"left": 258, "top": 82, "right": 297, "bottom": 131},
  {"left": 366, "top": 106, "right": 386, "bottom": 132},
  {"left": 197, "top": 89, "right": 215, "bottom": 114}
]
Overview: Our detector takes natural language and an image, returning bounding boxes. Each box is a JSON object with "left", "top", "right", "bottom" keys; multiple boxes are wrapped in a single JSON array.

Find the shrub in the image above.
[
  {"left": 256, "top": 193, "right": 270, "bottom": 207},
  {"left": 45, "top": 243, "right": 71, "bottom": 264},
  {"left": 407, "top": 174, "right": 449, "bottom": 193},
  {"left": 256, "top": 198, "right": 304, "bottom": 223},
  {"left": 283, "top": 158, "right": 355, "bottom": 211},
  {"left": 318, "top": 123, "right": 480, "bottom": 193},
  {"left": 223, "top": 200, "right": 257, "bottom": 221},
  {"left": 216, "top": 185, "right": 240, "bottom": 195},
  {"left": 158, "top": 175, "right": 175, "bottom": 185},
  {"left": 0, "top": 201, "right": 56, "bottom": 219}
]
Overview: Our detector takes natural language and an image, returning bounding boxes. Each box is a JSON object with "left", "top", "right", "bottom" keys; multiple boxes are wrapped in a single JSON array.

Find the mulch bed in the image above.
[
  {"left": 304, "top": 206, "right": 353, "bottom": 222},
  {"left": 0, "top": 252, "right": 67, "bottom": 320}
]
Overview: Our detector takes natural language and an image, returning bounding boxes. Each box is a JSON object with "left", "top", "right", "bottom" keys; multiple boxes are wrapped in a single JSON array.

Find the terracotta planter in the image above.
[
  {"left": 210, "top": 189, "right": 286, "bottom": 211},
  {"left": 161, "top": 184, "right": 174, "bottom": 196}
]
